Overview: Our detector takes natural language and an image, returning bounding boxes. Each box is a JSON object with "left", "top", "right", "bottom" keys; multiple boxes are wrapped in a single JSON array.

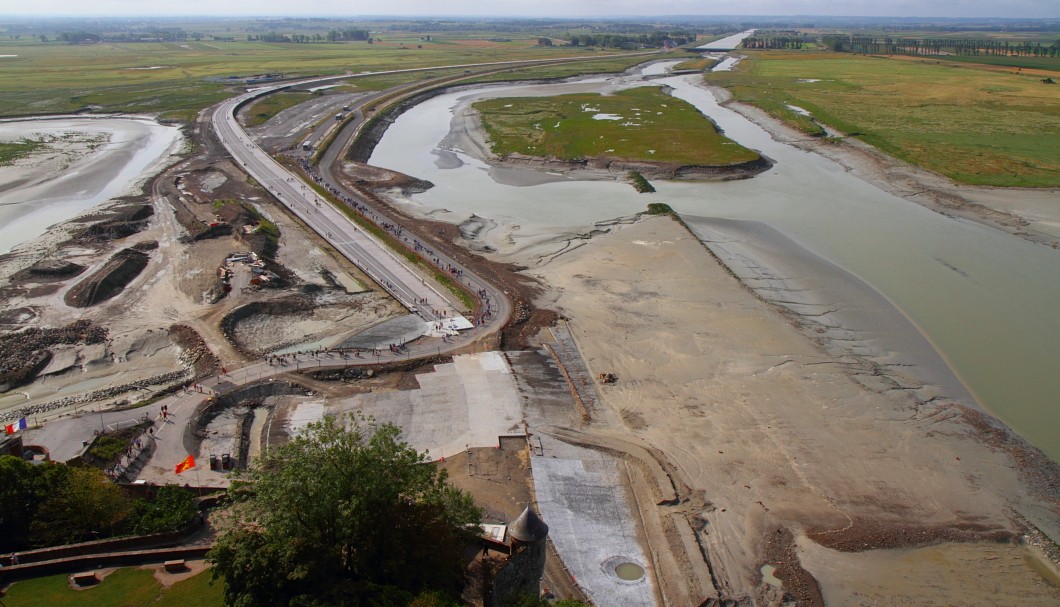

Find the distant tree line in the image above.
[
  {"left": 819, "top": 35, "right": 1060, "bottom": 58},
  {"left": 326, "top": 28, "right": 370, "bottom": 42},
  {"left": 742, "top": 32, "right": 816, "bottom": 49},
  {"left": 568, "top": 31, "right": 693, "bottom": 49},
  {"left": 57, "top": 28, "right": 203, "bottom": 43},
  {"left": 246, "top": 29, "right": 370, "bottom": 43}
]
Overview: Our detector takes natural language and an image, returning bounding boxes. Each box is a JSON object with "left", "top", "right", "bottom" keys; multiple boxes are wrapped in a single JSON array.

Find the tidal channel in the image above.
[{"left": 369, "top": 65, "right": 1060, "bottom": 461}]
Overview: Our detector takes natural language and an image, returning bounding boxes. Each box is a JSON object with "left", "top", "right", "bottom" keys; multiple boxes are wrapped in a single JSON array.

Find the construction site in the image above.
[{"left": 1, "top": 54, "right": 1059, "bottom": 607}]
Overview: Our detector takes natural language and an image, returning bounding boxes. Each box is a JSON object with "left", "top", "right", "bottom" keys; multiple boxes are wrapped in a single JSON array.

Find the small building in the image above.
[{"left": 0, "top": 432, "right": 24, "bottom": 458}]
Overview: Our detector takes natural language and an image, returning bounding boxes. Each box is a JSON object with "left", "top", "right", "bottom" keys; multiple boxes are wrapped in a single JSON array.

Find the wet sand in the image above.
[
  {"left": 683, "top": 216, "right": 973, "bottom": 405},
  {"left": 0, "top": 117, "right": 182, "bottom": 254},
  {"left": 529, "top": 215, "right": 1059, "bottom": 605}
]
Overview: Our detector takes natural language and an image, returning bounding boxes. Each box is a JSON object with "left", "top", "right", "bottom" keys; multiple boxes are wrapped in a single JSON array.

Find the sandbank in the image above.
[
  {"left": 529, "top": 214, "right": 1059, "bottom": 605},
  {"left": 0, "top": 117, "right": 182, "bottom": 254}
]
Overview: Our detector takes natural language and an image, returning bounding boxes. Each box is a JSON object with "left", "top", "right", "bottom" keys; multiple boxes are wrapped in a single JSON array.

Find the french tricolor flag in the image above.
[{"left": 4, "top": 418, "right": 27, "bottom": 434}]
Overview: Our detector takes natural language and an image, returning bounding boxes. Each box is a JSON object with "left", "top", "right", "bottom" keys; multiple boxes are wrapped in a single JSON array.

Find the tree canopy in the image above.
[
  {"left": 0, "top": 455, "right": 197, "bottom": 551},
  {"left": 209, "top": 416, "right": 482, "bottom": 607}
]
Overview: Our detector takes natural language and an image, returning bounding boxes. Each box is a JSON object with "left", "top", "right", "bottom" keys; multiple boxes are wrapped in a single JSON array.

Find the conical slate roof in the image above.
[{"left": 509, "top": 505, "right": 549, "bottom": 542}]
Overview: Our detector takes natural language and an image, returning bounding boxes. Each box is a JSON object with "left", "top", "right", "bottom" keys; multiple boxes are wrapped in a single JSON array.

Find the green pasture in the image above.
[
  {"left": 456, "top": 54, "right": 654, "bottom": 84},
  {"left": 474, "top": 86, "right": 760, "bottom": 166},
  {"left": 927, "top": 53, "right": 1060, "bottom": 71},
  {"left": 0, "top": 39, "right": 627, "bottom": 121},
  {"left": 1, "top": 567, "right": 223, "bottom": 607},
  {"left": 708, "top": 51, "right": 1060, "bottom": 187},
  {"left": 242, "top": 91, "right": 312, "bottom": 127}
]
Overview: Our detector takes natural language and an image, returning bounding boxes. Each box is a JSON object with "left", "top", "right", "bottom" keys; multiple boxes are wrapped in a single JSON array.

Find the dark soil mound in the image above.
[
  {"left": 168, "top": 324, "right": 220, "bottom": 378},
  {"left": 77, "top": 204, "right": 154, "bottom": 243},
  {"left": 14, "top": 259, "right": 86, "bottom": 281},
  {"left": 64, "top": 247, "right": 151, "bottom": 308}
]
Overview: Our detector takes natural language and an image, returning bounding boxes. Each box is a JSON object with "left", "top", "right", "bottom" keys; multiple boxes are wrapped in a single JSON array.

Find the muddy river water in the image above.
[{"left": 369, "top": 65, "right": 1060, "bottom": 462}]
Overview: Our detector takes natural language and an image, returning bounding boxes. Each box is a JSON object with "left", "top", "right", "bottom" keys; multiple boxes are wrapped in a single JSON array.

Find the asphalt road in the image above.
[
  {"left": 213, "top": 95, "right": 474, "bottom": 326},
  {"left": 214, "top": 51, "right": 658, "bottom": 335}
]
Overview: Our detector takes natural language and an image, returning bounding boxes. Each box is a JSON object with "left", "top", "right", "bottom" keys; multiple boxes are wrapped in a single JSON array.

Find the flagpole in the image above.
[{"left": 193, "top": 462, "right": 202, "bottom": 497}]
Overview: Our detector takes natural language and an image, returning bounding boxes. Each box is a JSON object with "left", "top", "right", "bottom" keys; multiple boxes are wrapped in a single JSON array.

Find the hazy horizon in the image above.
[{"left": 1, "top": 1, "right": 1058, "bottom": 20}]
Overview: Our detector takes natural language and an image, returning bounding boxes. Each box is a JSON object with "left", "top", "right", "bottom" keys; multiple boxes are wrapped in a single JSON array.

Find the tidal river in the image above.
[
  {"left": 369, "top": 67, "right": 1060, "bottom": 462},
  {"left": 0, "top": 117, "right": 182, "bottom": 254}
]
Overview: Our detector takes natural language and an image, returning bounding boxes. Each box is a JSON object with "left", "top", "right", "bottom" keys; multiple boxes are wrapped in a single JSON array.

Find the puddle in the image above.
[
  {"left": 602, "top": 555, "right": 646, "bottom": 583},
  {"left": 761, "top": 564, "right": 783, "bottom": 588},
  {"left": 615, "top": 562, "right": 645, "bottom": 581}
]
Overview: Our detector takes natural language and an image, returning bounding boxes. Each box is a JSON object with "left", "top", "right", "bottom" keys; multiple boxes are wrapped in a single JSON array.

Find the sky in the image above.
[{"left": 1, "top": 0, "right": 1058, "bottom": 19}]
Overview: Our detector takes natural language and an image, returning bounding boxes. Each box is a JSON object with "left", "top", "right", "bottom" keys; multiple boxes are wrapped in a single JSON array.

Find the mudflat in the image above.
[
  {"left": 0, "top": 117, "right": 181, "bottom": 254},
  {"left": 530, "top": 214, "right": 1060, "bottom": 605}
]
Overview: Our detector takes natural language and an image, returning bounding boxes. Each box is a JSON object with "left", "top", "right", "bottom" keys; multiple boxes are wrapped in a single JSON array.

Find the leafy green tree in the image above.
[
  {"left": 0, "top": 456, "right": 69, "bottom": 551},
  {"left": 30, "top": 466, "right": 129, "bottom": 545},
  {"left": 209, "top": 416, "right": 482, "bottom": 607},
  {"left": 128, "top": 485, "right": 198, "bottom": 535}
]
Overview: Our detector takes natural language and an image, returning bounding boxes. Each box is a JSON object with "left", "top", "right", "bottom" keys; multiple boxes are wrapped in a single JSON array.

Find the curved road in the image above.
[
  {"left": 29, "top": 55, "right": 655, "bottom": 484},
  {"left": 213, "top": 93, "right": 483, "bottom": 330},
  {"left": 212, "top": 52, "right": 656, "bottom": 339}
]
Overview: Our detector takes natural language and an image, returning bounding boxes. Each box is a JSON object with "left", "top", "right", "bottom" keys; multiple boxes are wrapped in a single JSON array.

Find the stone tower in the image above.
[{"left": 493, "top": 505, "right": 549, "bottom": 606}]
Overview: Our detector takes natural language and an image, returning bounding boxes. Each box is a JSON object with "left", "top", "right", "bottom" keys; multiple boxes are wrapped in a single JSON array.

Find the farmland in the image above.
[
  {"left": 0, "top": 37, "right": 635, "bottom": 122},
  {"left": 707, "top": 51, "right": 1060, "bottom": 187},
  {"left": 473, "top": 86, "right": 761, "bottom": 166}
]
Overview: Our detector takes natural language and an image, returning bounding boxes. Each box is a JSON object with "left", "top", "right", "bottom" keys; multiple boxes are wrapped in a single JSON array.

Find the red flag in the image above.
[{"left": 175, "top": 454, "right": 195, "bottom": 474}]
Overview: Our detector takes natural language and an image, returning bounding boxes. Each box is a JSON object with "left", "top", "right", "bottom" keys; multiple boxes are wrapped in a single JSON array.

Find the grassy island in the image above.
[{"left": 473, "top": 86, "right": 761, "bottom": 166}]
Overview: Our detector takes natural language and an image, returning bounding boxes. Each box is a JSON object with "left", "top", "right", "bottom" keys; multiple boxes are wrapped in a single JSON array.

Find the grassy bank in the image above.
[
  {"left": 1, "top": 567, "right": 222, "bottom": 607},
  {"left": 242, "top": 91, "right": 312, "bottom": 127},
  {"left": 473, "top": 85, "right": 760, "bottom": 165},
  {"left": 673, "top": 57, "right": 717, "bottom": 71},
  {"left": 707, "top": 51, "right": 1060, "bottom": 187}
]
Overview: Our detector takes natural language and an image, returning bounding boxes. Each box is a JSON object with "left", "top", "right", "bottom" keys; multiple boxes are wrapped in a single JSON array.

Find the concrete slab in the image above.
[
  {"left": 287, "top": 399, "right": 326, "bottom": 436},
  {"left": 532, "top": 451, "right": 656, "bottom": 607},
  {"left": 330, "top": 352, "right": 522, "bottom": 459}
]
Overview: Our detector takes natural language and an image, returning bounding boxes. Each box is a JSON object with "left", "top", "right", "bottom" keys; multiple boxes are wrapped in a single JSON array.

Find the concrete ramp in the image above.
[
  {"left": 335, "top": 352, "right": 522, "bottom": 459},
  {"left": 532, "top": 452, "right": 657, "bottom": 607}
]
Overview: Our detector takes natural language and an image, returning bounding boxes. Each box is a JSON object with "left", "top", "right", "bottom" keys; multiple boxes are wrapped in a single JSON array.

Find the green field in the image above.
[
  {"left": 463, "top": 53, "right": 656, "bottom": 84},
  {"left": 474, "top": 86, "right": 761, "bottom": 166},
  {"left": 242, "top": 91, "right": 313, "bottom": 127},
  {"left": 0, "top": 38, "right": 632, "bottom": 122},
  {"left": 673, "top": 57, "right": 718, "bottom": 71},
  {"left": 708, "top": 51, "right": 1060, "bottom": 187},
  {"left": 1, "top": 567, "right": 223, "bottom": 607}
]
